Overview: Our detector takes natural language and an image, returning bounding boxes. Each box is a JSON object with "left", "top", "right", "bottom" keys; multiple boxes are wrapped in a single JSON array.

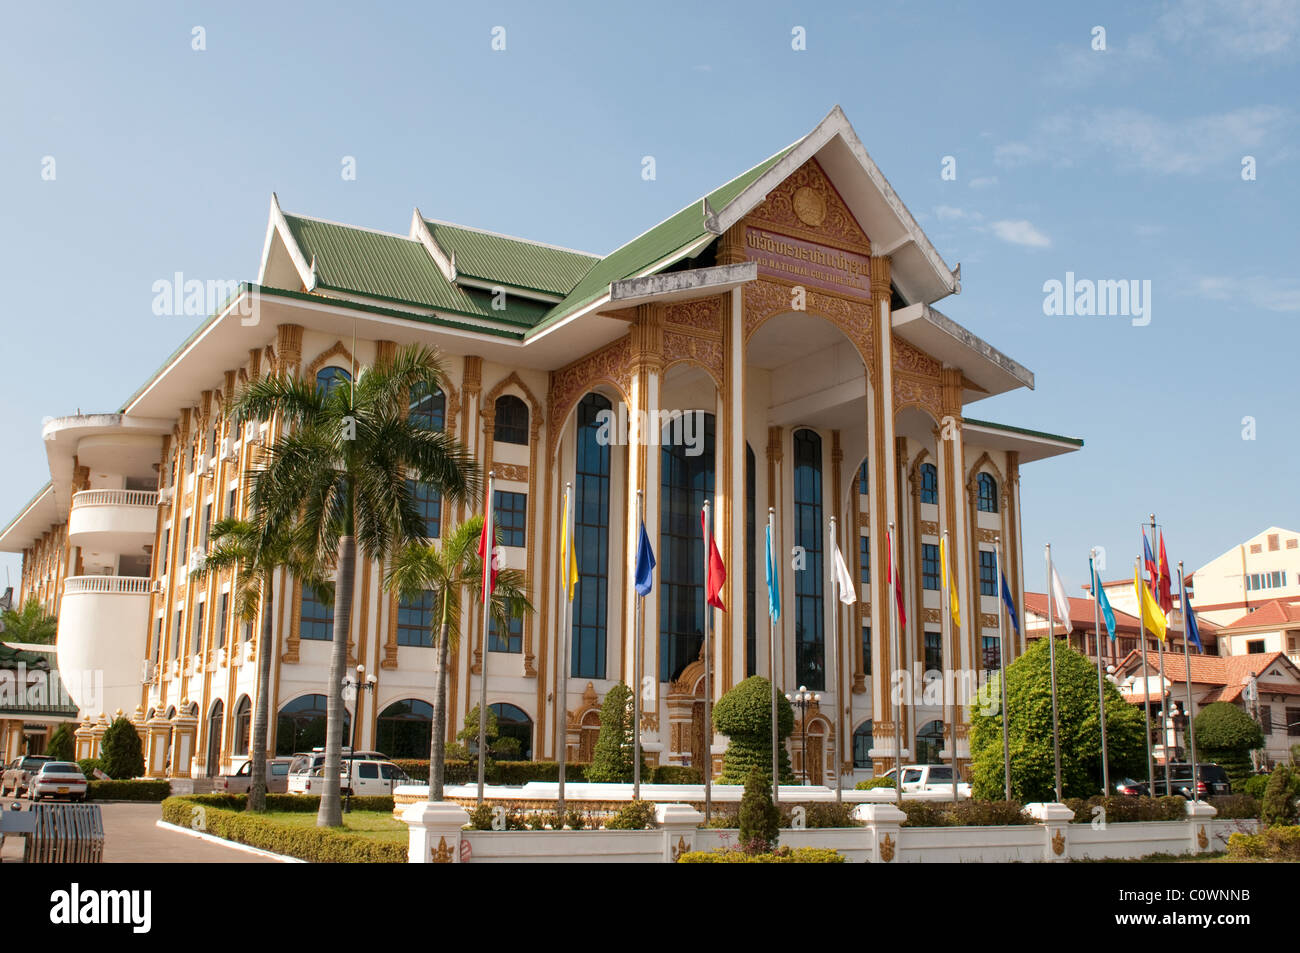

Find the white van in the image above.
[{"left": 286, "top": 749, "right": 406, "bottom": 795}]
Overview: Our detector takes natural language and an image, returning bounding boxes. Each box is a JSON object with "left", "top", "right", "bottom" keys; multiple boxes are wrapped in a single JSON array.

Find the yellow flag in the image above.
[
  {"left": 560, "top": 490, "right": 578, "bottom": 601},
  {"left": 1134, "top": 566, "right": 1167, "bottom": 642},
  {"left": 939, "top": 537, "right": 961, "bottom": 628}
]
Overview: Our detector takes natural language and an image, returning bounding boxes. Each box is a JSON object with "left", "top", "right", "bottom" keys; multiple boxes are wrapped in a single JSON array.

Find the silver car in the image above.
[{"left": 27, "top": 761, "right": 89, "bottom": 802}]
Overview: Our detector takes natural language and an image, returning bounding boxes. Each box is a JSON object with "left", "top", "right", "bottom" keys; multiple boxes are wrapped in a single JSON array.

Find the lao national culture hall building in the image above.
[{"left": 0, "top": 107, "right": 1081, "bottom": 784}]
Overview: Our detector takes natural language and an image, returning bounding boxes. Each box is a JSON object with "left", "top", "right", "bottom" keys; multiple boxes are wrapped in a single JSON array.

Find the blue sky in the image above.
[{"left": 1, "top": 1, "right": 1297, "bottom": 597}]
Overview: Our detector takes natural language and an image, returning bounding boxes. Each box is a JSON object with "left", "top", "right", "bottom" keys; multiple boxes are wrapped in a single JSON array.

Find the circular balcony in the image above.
[
  {"left": 68, "top": 489, "right": 160, "bottom": 554},
  {"left": 57, "top": 575, "right": 152, "bottom": 717}
]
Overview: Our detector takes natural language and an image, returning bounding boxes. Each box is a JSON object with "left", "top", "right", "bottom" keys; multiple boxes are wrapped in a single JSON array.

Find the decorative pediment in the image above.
[
  {"left": 304, "top": 340, "right": 356, "bottom": 382},
  {"left": 744, "top": 158, "right": 871, "bottom": 254}
]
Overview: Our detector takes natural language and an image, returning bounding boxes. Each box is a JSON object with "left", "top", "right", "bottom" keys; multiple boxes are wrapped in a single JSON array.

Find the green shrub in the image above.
[
  {"left": 1238, "top": 774, "right": 1270, "bottom": 799},
  {"left": 467, "top": 804, "right": 494, "bottom": 830},
  {"left": 1207, "top": 794, "right": 1259, "bottom": 819},
  {"left": 387, "top": 759, "right": 589, "bottom": 786},
  {"left": 1291, "top": 743, "right": 1300, "bottom": 766},
  {"left": 713, "top": 676, "right": 795, "bottom": 785},
  {"left": 77, "top": 757, "right": 104, "bottom": 780},
  {"left": 604, "top": 800, "right": 658, "bottom": 830},
  {"left": 795, "top": 802, "right": 861, "bottom": 829},
  {"left": 1062, "top": 795, "right": 1186, "bottom": 824},
  {"left": 855, "top": 776, "right": 896, "bottom": 790},
  {"left": 899, "top": 801, "right": 953, "bottom": 828},
  {"left": 738, "top": 768, "right": 781, "bottom": 849},
  {"left": 586, "top": 683, "right": 645, "bottom": 783},
  {"left": 1227, "top": 825, "right": 1300, "bottom": 861},
  {"left": 678, "top": 846, "right": 843, "bottom": 863},
  {"left": 650, "top": 765, "right": 701, "bottom": 785},
  {"left": 1195, "top": 702, "right": 1264, "bottom": 791},
  {"left": 950, "top": 800, "right": 1031, "bottom": 826},
  {"left": 161, "top": 796, "right": 406, "bottom": 862},
  {"left": 170, "top": 793, "right": 393, "bottom": 814},
  {"left": 490, "top": 736, "right": 522, "bottom": 760},
  {"left": 87, "top": 779, "right": 171, "bottom": 801},
  {"left": 1261, "top": 765, "right": 1300, "bottom": 827},
  {"left": 46, "top": 724, "right": 75, "bottom": 761},
  {"left": 99, "top": 717, "right": 145, "bottom": 780}
]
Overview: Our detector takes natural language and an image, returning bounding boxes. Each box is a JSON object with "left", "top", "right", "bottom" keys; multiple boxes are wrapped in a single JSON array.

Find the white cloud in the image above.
[
  {"left": 1159, "top": 0, "right": 1300, "bottom": 57},
  {"left": 969, "top": 176, "right": 999, "bottom": 189},
  {"left": 935, "top": 205, "right": 970, "bottom": 221},
  {"left": 1197, "top": 275, "right": 1300, "bottom": 312},
  {"left": 989, "top": 219, "right": 1052, "bottom": 248}
]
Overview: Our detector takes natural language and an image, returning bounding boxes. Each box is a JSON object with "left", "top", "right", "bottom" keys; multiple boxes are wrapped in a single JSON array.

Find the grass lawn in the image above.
[{"left": 258, "top": 810, "right": 408, "bottom": 844}]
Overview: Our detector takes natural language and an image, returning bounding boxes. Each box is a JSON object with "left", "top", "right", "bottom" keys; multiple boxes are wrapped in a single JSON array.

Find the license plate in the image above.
[{"left": 57, "top": 787, "right": 68, "bottom": 794}]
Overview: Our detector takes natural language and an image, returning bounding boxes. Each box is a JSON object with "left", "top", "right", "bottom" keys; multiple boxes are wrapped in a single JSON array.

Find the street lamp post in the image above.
[
  {"left": 785, "top": 686, "right": 820, "bottom": 785},
  {"left": 343, "top": 664, "right": 377, "bottom": 814}
]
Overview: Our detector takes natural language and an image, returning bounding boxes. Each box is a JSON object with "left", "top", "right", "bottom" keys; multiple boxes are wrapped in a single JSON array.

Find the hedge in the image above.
[
  {"left": 1062, "top": 795, "right": 1186, "bottom": 824},
  {"left": 1227, "top": 825, "right": 1300, "bottom": 861},
  {"left": 390, "top": 759, "right": 590, "bottom": 785},
  {"left": 174, "top": 793, "right": 395, "bottom": 813},
  {"left": 87, "top": 780, "right": 171, "bottom": 801},
  {"left": 1207, "top": 794, "right": 1260, "bottom": 819},
  {"left": 898, "top": 800, "right": 1031, "bottom": 828},
  {"left": 161, "top": 796, "right": 407, "bottom": 863},
  {"left": 855, "top": 776, "right": 896, "bottom": 790},
  {"left": 678, "top": 847, "right": 844, "bottom": 863}
]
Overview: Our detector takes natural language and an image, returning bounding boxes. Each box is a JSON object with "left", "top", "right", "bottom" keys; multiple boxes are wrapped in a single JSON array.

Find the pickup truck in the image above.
[
  {"left": 213, "top": 757, "right": 294, "bottom": 795},
  {"left": 287, "top": 757, "right": 411, "bottom": 796},
  {"left": 1, "top": 756, "right": 53, "bottom": 797},
  {"left": 877, "top": 764, "right": 972, "bottom": 798}
]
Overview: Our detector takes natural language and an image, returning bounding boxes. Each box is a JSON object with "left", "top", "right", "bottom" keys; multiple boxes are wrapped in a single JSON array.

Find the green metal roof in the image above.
[
  {"left": 425, "top": 221, "right": 597, "bottom": 297},
  {"left": 528, "top": 143, "right": 800, "bottom": 337},
  {"left": 962, "top": 416, "right": 1084, "bottom": 447}
]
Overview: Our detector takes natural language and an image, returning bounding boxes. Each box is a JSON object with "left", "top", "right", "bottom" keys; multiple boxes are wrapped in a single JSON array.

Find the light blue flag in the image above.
[
  {"left": 1091, "top": 556, "right": 1116, "bottom": 640},
  {"left": 765, "top": 523, "right": 780, "bottom": 620}
]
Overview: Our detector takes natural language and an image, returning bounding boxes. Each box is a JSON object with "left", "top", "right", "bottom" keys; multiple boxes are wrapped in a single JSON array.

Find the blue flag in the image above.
[
  {"left": 1182, "top": 578, "right": 1203, "bottom": 653},
  {"left": 1091, "top": 556, "right": 1116, "bottom": 640},
  {"left": 765, "top": 523, "right": 780, "bottom": 620},
  {"left": 999, "top": 570, "right": 1020, "bottom": 636},
  {"left": 634, "top": 519, "right": 655, "bottom": 597}
]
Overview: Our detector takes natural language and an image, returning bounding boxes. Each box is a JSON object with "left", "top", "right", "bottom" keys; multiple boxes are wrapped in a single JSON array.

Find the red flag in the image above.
[
  {"left": 1157, "top": 531, "right": 1174, "bottom": 614},
  {"left": 701, "top": 510, "right": 726, "bottom": 611},
  {"left": 478, "top": 490, "right": 497, "bottom": 601},
  {"left": 886, "top": 530, "right": 907, "bottom": 629}
]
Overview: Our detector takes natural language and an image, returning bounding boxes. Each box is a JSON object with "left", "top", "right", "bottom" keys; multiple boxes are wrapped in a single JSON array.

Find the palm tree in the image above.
[
  {"left": 0, "top": 599, "right": 58, "bottom": 644},
  {"left": 229, "top": 344, "right": 477, "bottom": 827},
  {"left": 193, "top": 517, "right": 327, "bottom": 812},
  {"left": 386, "top": 517, "right": 532, "bottom": 801}
]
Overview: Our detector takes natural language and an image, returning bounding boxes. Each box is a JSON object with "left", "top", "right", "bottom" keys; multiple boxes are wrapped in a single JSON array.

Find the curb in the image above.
[{"left": 154, "top": 820, "right": 306, "bottom": 863}]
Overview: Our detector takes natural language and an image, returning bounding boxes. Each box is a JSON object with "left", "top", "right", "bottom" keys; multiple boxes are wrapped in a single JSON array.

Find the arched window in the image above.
[
  {"left": 376, "top": 698, "right": 432, "bottom": 760},
  {"left": 275, "top": 694, "right": 349, "bottom": 756},
  {"left": 858, "top": 459, "right": 869, "bottom": 495},
  {"left": 794, "top": 428, "right": 824, "bottom": 690},
  {"left": 574, "top": 393, "right": 612, "bottom": 679},
  {"left": 494, "top": 395, "right": 529, "bottom": 445},
  {"left": 489, "top": 703, "right": 533, "bottom": 761},
  {"left": 659, "top": 411, "right": 716, "bottom": 682},
  {"left": 915, "top": 719, "right": 945, "bottom": 765},
  {"left": 977, "top": 472, "right": 998, "bottom": 512},
  {"left": 232, "top": 696, "right": 251, "bottom": 756},
  {"left": 299, "top": 585, "right": 333, "bottom": 641},
  {"left": 920, "top": 463, "right": 938, "bottom": 505},
  {"left": 853, "top": 720, "right": 874, "bottom": 770},
  {"left": 207, "top": 699, "right": 224, "bottom": 775},
  {"left": 316, "top": 366, "right": 351, "bottom": 398},
  {"left": 408, "top": 382, "right": 445, "bottom": 432}
]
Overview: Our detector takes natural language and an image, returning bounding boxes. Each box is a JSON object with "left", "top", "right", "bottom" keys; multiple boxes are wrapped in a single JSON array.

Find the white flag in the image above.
[
  {"left": 1050, "top": 563, "right": 1074, "bottom": 634},
  {"left": 832, "top": 543, "right": 858, "bottom": 606}
]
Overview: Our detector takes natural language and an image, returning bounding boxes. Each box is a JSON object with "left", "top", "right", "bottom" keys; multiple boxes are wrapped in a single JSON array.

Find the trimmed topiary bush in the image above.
[
  {"left": 1238, "top": 773, "right": 1270, "bottom": 799},
  {"left": 99, "top": 716, "right": 144, "bottom": 780},
  {"left": 1194, "top": 702, "right": 1263, "bottom": 791},
  {"left": 585, "top": 683, "right": 645, "bottom": 783},
  {"left": 87, "top": 779, "right": 171, "bottom": 801},
  {"left": 1261, "top": 765, "right": 1299, "bottom": 827},
  {"left": 46, "top": 724, "right": 74, "bottom": 761},
  {"left": 855, "top": 776, "right": 896, "bottom": 790},
  {"left": 969, "top": 638, "right": 1146, "bottom": 802},
  {"left": 1206, "top": 794, "right": 1259, "bottom": 819},
  {"left": 77, "top": 757, "right": 104, "bottom": 780},
  {"left": 713, "top": 676, "right": 795, "bottom": 785},
  {"left": 650, "top": 765, "right": 701, "bottom": 785},
  {"left": 678, "top": 846, "right": 843, "bottom": 863},
  {"left": 604, "top": 800, "right": 658, "bottom": 830},
  {"left": 1062, "top": 795, "right": 1187, "bottom": 824},
  {"left": 738, "top": 768, "right": 781, "bottom": 849}
]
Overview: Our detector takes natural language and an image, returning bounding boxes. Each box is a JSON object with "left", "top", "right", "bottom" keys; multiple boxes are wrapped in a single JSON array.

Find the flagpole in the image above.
[
  {"left": 558, "top": 481, "right": 572, "bottom": 820},
  {"left": 830, "top": 515, "right": 842, "bottom": 804},
  {"left": 702, "top": 500, "right": 714, "bottom": 824},
  {"left": 1136, "top": 555, "right": 1155, "bottom": 798},
  {"left": 1179, "top": 562, "right": 1199, "bottom": 804},
  {"left": 888, "top": 522, "right": 903, "bottom": 806},
  {"left": 1045, "top": 544, "right": 1062, "bottom": 802},
  {"left": 1091, "top": 549, "right": 1110, "bottom": 796},
  {"left": 633, "top": 488, "right": 644, "bottom": 801},
  {"left": 477, "top": 470, "right": 494, "bottom": 806},
  {"left": 768, "top": 507, "right": 780, "bottom": 805},
  {"left": 1149, "top": 515, "right": 1170, "bottom": 795},
  {"left": 942, "top": 532, "right": 959, "bottom": 804},
  {"left": 996, "top": 537, "right": 1011, "bottom": 801}
]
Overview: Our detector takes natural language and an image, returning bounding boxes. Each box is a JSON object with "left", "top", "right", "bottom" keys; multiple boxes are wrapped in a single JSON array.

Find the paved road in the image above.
[{"left": 1, "top": 798, "right": 278, "bottom": 863}]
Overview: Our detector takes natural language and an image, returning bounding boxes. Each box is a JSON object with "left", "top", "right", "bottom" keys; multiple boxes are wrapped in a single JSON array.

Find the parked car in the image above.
[
  {"left": 877, "top": 764, "right": 972, "bottom": 798},
  {"left": 1, "top": 755, "right": 53, "bottom": 797},
  {"left": 286, "top": 749, "right": 392, "bottom": 795},
  {"left": 1150, "top": 763, "right": 1231, "bottom": 800},
  {"left": 213, "top": 757, "right": 294, "bottom": 794},
  {"left": 26, "top": 761, "right": 89, "bottom": 802},
  {"left": 1114, "top": 777, "right": 1148, "bottom": 797}
]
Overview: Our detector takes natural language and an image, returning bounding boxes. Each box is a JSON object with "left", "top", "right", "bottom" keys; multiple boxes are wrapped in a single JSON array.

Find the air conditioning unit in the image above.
[
  {"left": 150, "top": 580, "right": 163, "bottom": 594},
  {"left": 158, "top": 487, "right": 173, "bottom": 505},
  {"left": 222, "top": 437, "right": 237, "bottom": 462},
  {"left": 140, "top": 659, "right": 156, "bottom": 683}
]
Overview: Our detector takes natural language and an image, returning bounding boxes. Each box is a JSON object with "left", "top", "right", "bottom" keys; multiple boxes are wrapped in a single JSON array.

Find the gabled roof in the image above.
[
  {"left": 423, "top": 220, "right": 597, "bottom": 297},
  {"left": 1114, "top": 649, "right": 1300, "bottom": 703},
  {"left": 1024, "top": 592, "right": 1143, "bottom": 633},
  {"left": 1223, "top": 598, "right": 1300, "bottom": 630}
]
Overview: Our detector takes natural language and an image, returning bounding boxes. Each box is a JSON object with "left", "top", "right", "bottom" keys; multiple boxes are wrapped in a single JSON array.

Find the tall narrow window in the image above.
[
  {"left": 858, "top": 460, "right": 869, "bottom": 495},
  {"left": 745, "top": 443, "right": 756, "bottom": 678},
  {"left": 659, "top": 411, "right": 716, "bottom": 682},
  {"left": 217, "top": 593, "right": 229, "bottom": 649},
  {"left": 573, "top": 394, "right": 611, "bottom": 679},
  {"left": 979, "top": 550, "right": 997, "bottom": 596},
  {"left": 300, "top": 586, "right": 334, "bottom": 641},
  {"left": 407, "top": 479, "right": 441, "bottom": 538},
  {"left": 493, "top": 490, "right": 527, "bottom": 547},
  {"left": 922, "top": 543, "right": 940, "bottom": 590},
  {"left": 493, "top": 395, "right": 529, "bottom": 445},
  {"left": 924, "top": 631, "right": 942, "bottom": 673},
  {"left": 977, "top": 473, "right": 998, "bottom": 512},
  {"left": 489, "top": 614, "right": 523, "bottom": 653},
  {"left": 793, "top": 428, "right": 824, "bottom": 691},
  {"left": 920, "top": 463, "right": 938, "bottom": 505},
  {"left": 409, "top": 382, "right": 445, "bottom": 432},
  {"left": 396, "top": 590, "right": 435, "bottom": 647},
  {"left": 859, "top": 534, "right": 871, "bottom": 585}
]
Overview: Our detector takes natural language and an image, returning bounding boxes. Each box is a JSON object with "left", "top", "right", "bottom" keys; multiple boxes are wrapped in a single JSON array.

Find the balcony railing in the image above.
[
  {"left": 63, "top": 575, "right": 152, "bottom": 595},
  {"left": 71, "top": 489, "right": 159, "bottom": 509}
]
